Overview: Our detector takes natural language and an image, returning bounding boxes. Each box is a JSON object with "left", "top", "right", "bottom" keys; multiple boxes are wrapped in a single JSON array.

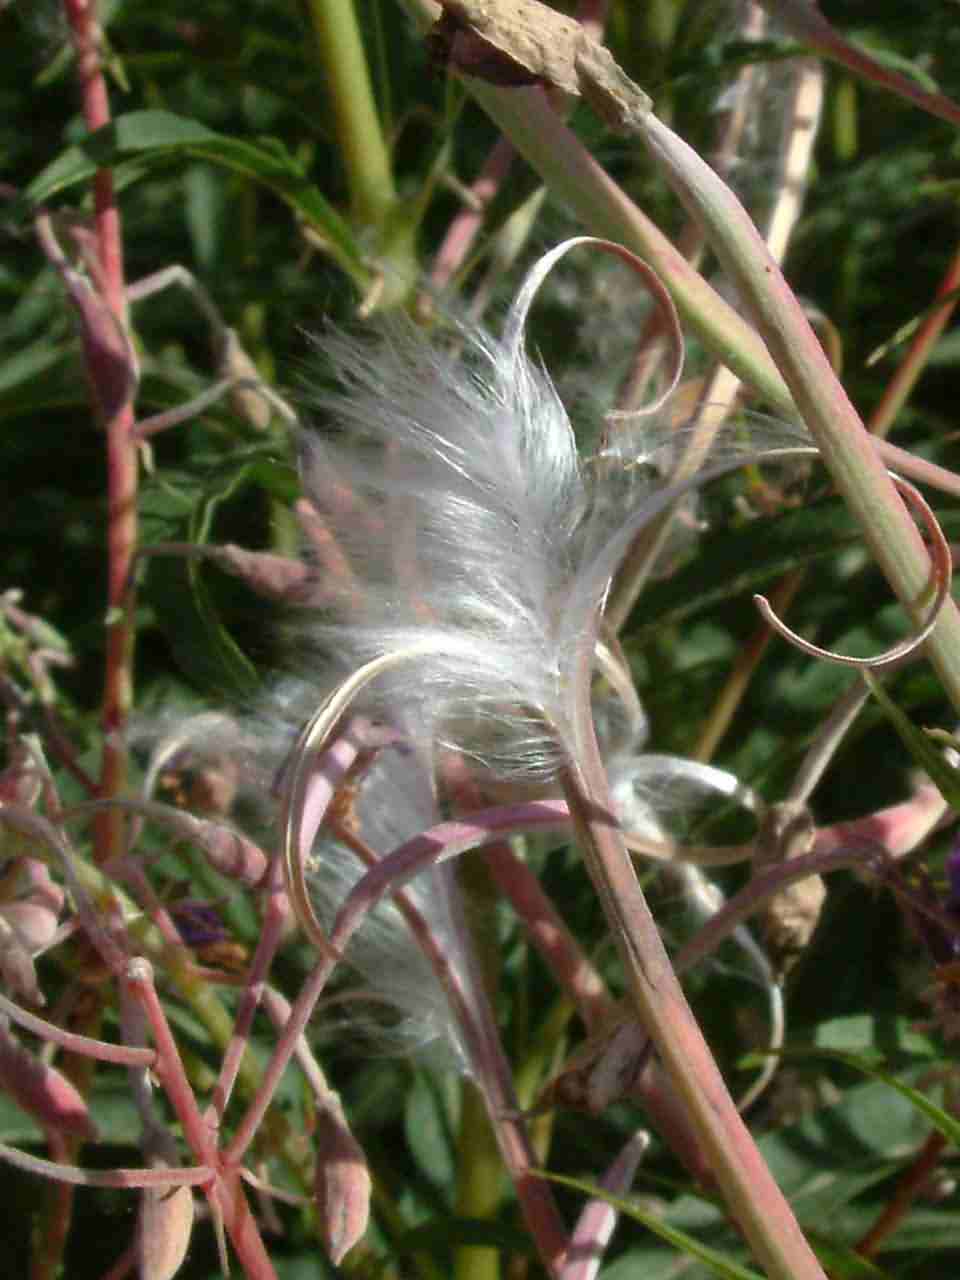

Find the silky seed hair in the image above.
[{"left": 296, "top": 256, "right": 812, "bottom": 784}]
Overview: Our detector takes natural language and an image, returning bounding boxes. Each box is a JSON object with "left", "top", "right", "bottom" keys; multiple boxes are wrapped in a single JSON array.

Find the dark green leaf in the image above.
[{"left": 24, "top": 110, "right": 366, "bottom": 285}]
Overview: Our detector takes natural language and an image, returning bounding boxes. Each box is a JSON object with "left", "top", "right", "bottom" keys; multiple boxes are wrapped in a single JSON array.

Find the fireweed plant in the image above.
[
  {"left": 8, "top": 2, "right": 960, "bottom": 1279},
  {"left": 271, "top": 237, "right": 945, "bottom": 1280}
]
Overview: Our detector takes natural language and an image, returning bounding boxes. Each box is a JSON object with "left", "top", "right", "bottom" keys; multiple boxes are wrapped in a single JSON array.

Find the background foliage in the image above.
[{"left": 3, "top": 1, "right": 960, "bottom": 1277}]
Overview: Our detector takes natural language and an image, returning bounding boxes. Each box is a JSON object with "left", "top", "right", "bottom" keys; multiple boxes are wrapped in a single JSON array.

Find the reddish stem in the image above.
[
  {"left": 207, "top": 832, "right": 292, "bottom": 1124},
  {"left": 62, "top": 0, "right": 139, "bottom": 865},
  {"left": 125, "top": 959, "right": 278, "bottom": 1279},
  {"left": 869, "top": 241, "right": 960, "bottom": 440},
  {"left": 441, "top": 755, "right": 614, "bottom": 1033},
  {"left": 333, "top": 819, "right": 570, "bottom": 1273},
  {"left": 423, "top": 0, "right": 608, "bottom": 307},
  {"left": 855, "top": 1131, "right": 948, "bottom": 1259},
  {"left": 30, "top": 1130, "right": 74, "bottom": 1280},
  {"left": 426, "top": 137, "right": 516, "bottom": 298}
]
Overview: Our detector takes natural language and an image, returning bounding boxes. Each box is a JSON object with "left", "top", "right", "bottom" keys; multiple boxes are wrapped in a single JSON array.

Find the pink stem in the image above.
[
  {"left": 223, "top": 949, "right": 340, "bottom": 1165},
  {"left": 225, "top": 798, "right": 569, "bottom": 1161},
  {"left": 0, "top": 1144, "right": 212, "bottom": 1189},
  {"left": 207, "top": 835, "right": 292, "bottom": 1124},
  {"left": 440, "top": 758, "right": 613, "bottom": 1033},
  {"left": 124, "top": 959, "right": 278, "bottom": 1279},
  {"left": 78, "top": 797, "right": 270, "bottom": 888},
  {"left": 562, "top": 1131, "right": 648, "bottom": 1280},
  {"left": 815, "top": 784, "right": 949, "bottom": 860},
  {"left": 869, "top": 240, "right": 960, "bottom": 440},
  {"left": 673, "top": 845, "right": 879, "bottom": 978},
  {"left": 424, "top": 0, "right": 608, "bottom": 303},
  {"left": 333, "top": 822, "right": 570, "bottom": 1272},
  {"left": 0, "top": 991, "right": 155, "bottom": 1067},
  {"left": 427, "top": 137, "right": 516, "bottom": 296},
  {"left": 61, "top": 0, "right": 139, "bottom": 867},
  {"left": 31, "top": 1128, "right": 74, "bottom": 1280}
]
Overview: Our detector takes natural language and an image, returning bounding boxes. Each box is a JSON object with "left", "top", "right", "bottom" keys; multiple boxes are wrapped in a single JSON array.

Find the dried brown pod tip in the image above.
[
  {"left": 752, "top": 801, "right": 826, "bottom": 977},
  {"left": 428, "top": 0, "right": 652, "bottom": 131}
]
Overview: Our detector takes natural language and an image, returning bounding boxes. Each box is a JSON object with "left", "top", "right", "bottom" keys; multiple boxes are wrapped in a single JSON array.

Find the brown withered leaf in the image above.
[
  {"left": 538, "top": 1010, "right": 649, "bottom": 1115},
  {"left": 428, "top": 0, "right": 652, "bottom": 131}
]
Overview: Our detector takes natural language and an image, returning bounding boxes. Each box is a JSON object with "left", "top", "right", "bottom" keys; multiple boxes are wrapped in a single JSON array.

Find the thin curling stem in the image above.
[{"left": 754, "top": 475, "right": 952, "bottom": 669}]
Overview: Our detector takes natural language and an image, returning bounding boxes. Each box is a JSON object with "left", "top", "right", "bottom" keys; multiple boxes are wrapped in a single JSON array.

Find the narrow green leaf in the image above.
[
  {"left": 404, "top": 1072, "right": 459, "bottom": 1196},
  {"left": 24, "top": 110, "right": 366, "bottom": 284},
  {"left": 0, "top": 338, "right": 72, "bottom": 394},
  {"left": 863, "top": 672, "right": 960, "bottom": 809},
  {"left": 143, "top": 454, "right": 294, "bottom": 696},
  {"left": 534, "top": 1170, "right": 765, "bottom": 1280},
  {"left": 813, "top": 1050, "right": 960, "bottom": 1149},
  {"left": 775, "top": 1046, "right": 960, "bottom": 1150}
]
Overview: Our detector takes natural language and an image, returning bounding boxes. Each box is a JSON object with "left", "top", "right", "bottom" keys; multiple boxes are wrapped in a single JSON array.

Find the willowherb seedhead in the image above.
[{"left": 297, "top": 238, "right": 812, "bottom": 787}]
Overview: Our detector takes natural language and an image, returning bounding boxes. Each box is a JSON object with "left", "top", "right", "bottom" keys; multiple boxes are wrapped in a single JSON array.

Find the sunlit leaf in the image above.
[{"left": 24, "top": 110, "right": 367, "bottom": 285}]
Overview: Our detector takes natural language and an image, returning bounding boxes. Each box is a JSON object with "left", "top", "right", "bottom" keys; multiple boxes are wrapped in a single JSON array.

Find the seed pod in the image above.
[
  {"left": 220, "top": 328, "right": 272, "bottom": 430},
  {"left": 138, "top": 1168, "right": 195, "bottom": 1280},
  {"left": 314, "top": 1097, "right": 371, "bottom": 1264},
  {"left": 753, "top": 802, "right": 824, "bottom": 977},
  {"left": 0, "top": 1020, "right": 96, "bottom": 1138}
]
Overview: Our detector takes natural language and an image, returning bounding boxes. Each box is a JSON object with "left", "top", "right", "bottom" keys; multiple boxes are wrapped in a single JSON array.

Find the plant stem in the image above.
[
  {"left": 302, "top": 0, "right": 396, "bottom": 230},
  {"left": 562, "top": 597, "right": 827, "bottom": 1280},
  {"left": 855, "top": 1131, "right": 948, "bottom": 1259},
  {"left": 635, "top": 109, "right": 960, "bottom": 718},
  {"left": 454, "top": 849, "right": 505, "bottom": 1280},
  {"left": 560, "top": 763, "right": 827, "bottom": 1280},
  {"left": 693, "top": 569, "right": 804, "bottom": 763},
  {"left": 62, "top": 0, "right": 138, "bottom": 867},
  {"left": 868, "top": 240, "right": 960, "bottom": 440},
  {"left": 463, "top": 78, "right": 796, "bottom": 410},
  {"left": 455, "top": 1080, "right": 503, "bottom": 1280},
  {"left": 446, "top": 68, "right": 960, "bottom": 505}
]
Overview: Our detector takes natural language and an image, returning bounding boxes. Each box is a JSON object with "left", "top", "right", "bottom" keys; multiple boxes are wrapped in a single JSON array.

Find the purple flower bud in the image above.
[
  {"left": 947, "top": 838, "right": 960, "bottom": 912},
  {"left": 169, "top": 900, "right": 226, "bottom": 949}
]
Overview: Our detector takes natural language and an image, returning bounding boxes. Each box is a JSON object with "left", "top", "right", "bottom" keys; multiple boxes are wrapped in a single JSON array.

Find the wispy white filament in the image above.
[
  {"left": 307, "top": 750, "right": 476, "bottom": 1070},
  {"left": 300, "top": 239, "right": 813, "bottom": 783}
]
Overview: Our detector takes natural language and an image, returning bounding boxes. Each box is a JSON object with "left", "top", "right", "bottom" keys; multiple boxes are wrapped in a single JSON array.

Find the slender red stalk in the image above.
[
  {"left": 442, "top": 755, "right": 614, "bottom": 1034},
  {"left": 125, "top": 959, "right": 279, "bottom": 1279},
  {"left": 0, "top": 991, "right": 155, "bottom": 1067},
  {"left": 62, "top": 0, "right": 139, "bottom": 865},
  {"left": 207, "top": 835, "right": 292, "bottom": 1124},
  {"left": 855, "top": 1131, "right": 948, "bottom": 1259},
  {"left": 426, "top": 137, "right": 516, "bottom": 297},
  {"left": 869, "top": 241, "right": 960, "bottom": 440},
  {"left": 333, "top": 819, "right": 570, "bottom": 1274}
]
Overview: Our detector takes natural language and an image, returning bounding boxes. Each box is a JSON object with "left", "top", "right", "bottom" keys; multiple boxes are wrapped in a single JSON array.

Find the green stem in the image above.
[
  {"left": 454, "top": 853, "right": 505, "bottom": 1280},
  {"left": 455, "top": 1080, "right": 503, "bottom": 1280},
  {"left": 303, "top": 0, "right": 396, "bottom": 229},
  {"left": 465, "top": 80, "right": 795, "bottom": 412},
  {"left": 635, "top": 108, "right": 960, "bottom": 717}
]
